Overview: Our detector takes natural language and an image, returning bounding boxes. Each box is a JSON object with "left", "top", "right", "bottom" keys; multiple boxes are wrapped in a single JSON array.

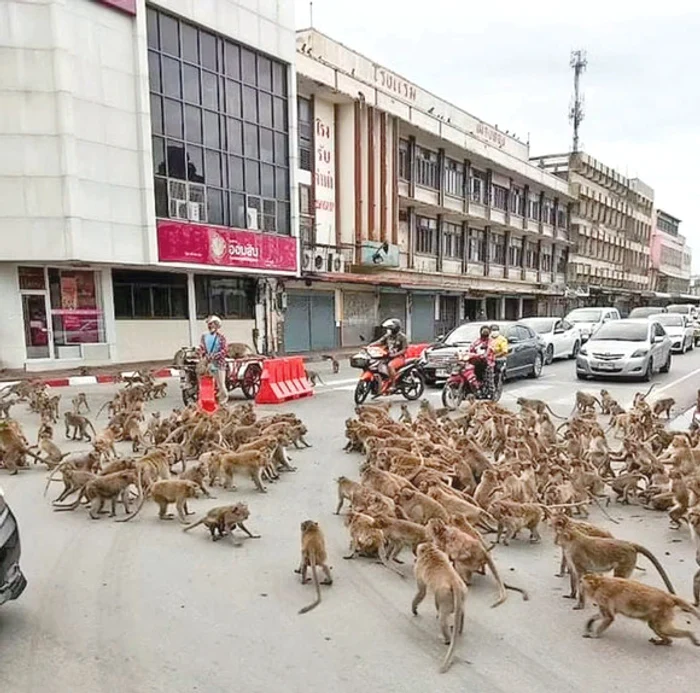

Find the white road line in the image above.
[{"left": 651, "top": 365, "right": 700, "bottom": 396}]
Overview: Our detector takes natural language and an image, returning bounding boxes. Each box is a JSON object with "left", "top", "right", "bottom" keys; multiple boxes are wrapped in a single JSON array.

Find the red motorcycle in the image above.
[
  {"left": 441, "top": 352, "right": 504, "bottom": 409},
  {"left": 350, "top": 345, "right": 426, "bottom": 405}
]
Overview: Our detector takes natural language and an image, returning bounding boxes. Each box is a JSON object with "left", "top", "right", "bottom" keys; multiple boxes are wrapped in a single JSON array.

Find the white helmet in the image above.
[{"left": 206, "top": 315, "right": 222, "bottom": 327}]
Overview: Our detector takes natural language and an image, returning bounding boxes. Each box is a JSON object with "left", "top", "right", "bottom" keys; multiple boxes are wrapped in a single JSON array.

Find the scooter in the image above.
[{"left": 441, "top": 354, "right": 505, "bottom": 410}]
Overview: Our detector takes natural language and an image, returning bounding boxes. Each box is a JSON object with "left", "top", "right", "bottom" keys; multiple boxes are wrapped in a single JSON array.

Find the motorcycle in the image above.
[
  {"left": 350, "top": 345, "right": 426, "bottom": 405},
  {"left": 176, "top": 347, "right": 264, "bottom": 405},
  {"left": 441, "top": 353, "right": 504, "bottom": 410}
]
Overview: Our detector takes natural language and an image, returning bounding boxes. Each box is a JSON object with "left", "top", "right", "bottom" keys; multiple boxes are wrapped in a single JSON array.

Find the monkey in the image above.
[
  {"left": 0, "top": 420, "right": 47, "bottom": 473},
  {"left": 120, "top": 478, "right": 200, "bottom": 523},
  {"left": 372, "top": 514, "right": 429, "bottom": 563},
  {"left": 599, "top": 390, "right": 617, "bottom": 416},
  {"left": 322, "top": 353, "right": 340, "bottom": 374},
  {"left": 425, "top": 485, "right": 497, "bottom": 532},
  {"left": 554, "top": 526, "right": 675, "bottom": 609},
  {"left": 411, "top": 542, "right": 467, "bottom": 673},
  {"left": 180, "top": 461, "right": 214, "bottom": 498},
  {"left": 687, "top": 507, "right": 700, "bottom": 606},
  {"left": 571, "top": 391, "right": 601, "bottom": 416},
  {"left": 335, "top": 476, "right": 363, "bottom": 514},
  {"left": 489, "top": 500, "right": 544, "bottom": 546},
  {"left": 398, "top": 403, "right": 412, "bottom": 424},
  {"left": 610, "top": 472, "right": 645, "bottom": 505},
  {"left": 64, "top": 411, "right": 97, "bottom": 442},
  {"left": 396, "top": 487, "right": 449, "bottom": 525},
  {"left": 580, "top": 574, "right": 700, "bottom": 646},
  {"left": 218, "top": 450, "right": 269, "bottom": 493},
  {"left": 296, "top": 520, "right": 333, "bottom": 614},
  {"left": 516, "top": 397, "right": 566, "bottom": 420},
  {"left": 50, "top": 465, "right": 96, "bottom": 504},
  {"left": 0, "top": 397, "right": 17, "bottom": 419},
  {"left": 183, "top": 502, "right": 260, "bottom": 542},
  {"left": 305, "top": 369, "right": 324, "bottom": 387},
  {"left": 652, "top": 397, "right": 675, "bottom": 420},
  {"left": 227, "top": 342, "right": 255, "bottom": 358},
  {"left": 550, "top": 513, "right": 613, "bottom": 577},
  {"left": 473, "top": 469, "right": 501, "bottom": 509},
  {"left": 668, "top": 469, "right": 689, "bottom": 529},
  {"left": 342, "top": 512, "right": 404, "bottom": 577},
  {"left": 100, "top": 458, "right": 137, "bottom": 476},
  {"left": 150, "top": 382, "right": 167, "bottom": 399},
  {"left": 71, "top": 392, "right": 90, "bottom": 414},
  {"left": 54, "top": 470, "right": 138, "bottom": 519}
]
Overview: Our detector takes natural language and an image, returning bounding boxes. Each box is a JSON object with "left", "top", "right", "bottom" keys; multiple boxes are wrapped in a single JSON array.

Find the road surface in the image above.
[{"left": 1, "top": 350, "right": 700, "bottom": 693}]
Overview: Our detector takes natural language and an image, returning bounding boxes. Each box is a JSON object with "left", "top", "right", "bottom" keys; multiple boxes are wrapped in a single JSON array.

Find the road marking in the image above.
[{"left": 650, "top": 365, "right": 700, "bottom": 396}]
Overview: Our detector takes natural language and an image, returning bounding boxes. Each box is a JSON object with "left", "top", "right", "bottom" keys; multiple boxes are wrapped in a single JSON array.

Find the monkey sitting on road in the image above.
[
  {"left": 64, "top": 411, "right": 97, "bottom": 442},
  {"left": 296, "top": 520, "right": 333, "bottom": 614}
]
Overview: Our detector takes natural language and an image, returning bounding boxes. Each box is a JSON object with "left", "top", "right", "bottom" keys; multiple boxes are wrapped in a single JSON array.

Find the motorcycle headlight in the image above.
[{"left": 631, "top": 349, "right": 648, "bottom": 358}]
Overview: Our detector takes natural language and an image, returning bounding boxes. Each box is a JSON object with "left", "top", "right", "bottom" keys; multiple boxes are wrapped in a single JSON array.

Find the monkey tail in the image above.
[
  {"left": 672, "top": 595, "right": 700, "bottom": 620},
  {"left": 634, "top": 544, "right": 675, "bottom": 594},
  {"left": 545, "top": 404, "right": 568, "bottom": 421},
  {"left": 299, "top": 555, "right": 322, "bottom": 614},
  {"left": 53, "top": 487, "right": 86, "bottom": 511},
  {"left": 182, "top": 516, "right": 207, "bottom": 532},
  {"left": 640, "top": 383, "right": 657, "bottom": 401},
  {"left": 116, "top": 466, "right": 146, "bottom": 523},
  {"left": 483, "top": 550, "right": 507, "bottom": 608},
  {"left": 95, "top": 400, "right": 110, "bottom": 420},
  {"left": 43, "top": 463, "right": 65, "bottom": 497},
  {"left": 439, "top": 586, "right": 462, "bottom": 673}
]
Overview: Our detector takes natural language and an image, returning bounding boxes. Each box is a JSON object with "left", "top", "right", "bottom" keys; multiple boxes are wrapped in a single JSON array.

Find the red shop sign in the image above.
[
  {"left": 157, "top": 220, "right": 298, "bottom": 274},
  {"left": 95, "top": 0, "right": 137, "bottom": 14}
]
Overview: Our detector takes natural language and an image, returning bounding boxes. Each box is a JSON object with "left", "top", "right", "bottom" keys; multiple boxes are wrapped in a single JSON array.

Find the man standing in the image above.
[{"left": 199, "top": 316, "right": 229, "bottom": 405}]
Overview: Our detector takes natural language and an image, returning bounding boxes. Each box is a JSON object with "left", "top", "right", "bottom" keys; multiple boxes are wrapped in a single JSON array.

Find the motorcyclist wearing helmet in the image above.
[
  {"left": 371, "top": 318, "right": 408, "bottom": 392},
  {"left": 198, "top": 315, "right": 229, "bottom": 404}
]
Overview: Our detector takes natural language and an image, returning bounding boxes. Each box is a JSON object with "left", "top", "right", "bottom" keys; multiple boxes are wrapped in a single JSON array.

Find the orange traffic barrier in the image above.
[
  {"left": 198, "top": 375, "right": 218, "bottom": 413},
  {"left": 405, "top": 343, "right": 429, "bottom": 359},
  {"left": 255, "top": 356, "right": 314, "bottom": 404}
]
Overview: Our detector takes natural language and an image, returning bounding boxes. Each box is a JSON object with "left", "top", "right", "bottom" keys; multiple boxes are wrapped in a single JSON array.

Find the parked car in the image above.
[
  {"left": 666, "top": 304, "right": 699, "bottom": 321},
  {"left": 649, "top": 313, "right": 695, "bottom": 353},
  {"left": 423, "top": 321, "right": 545, "bottom": 385},
  {"left": 520, "top": 317, "right": 581, "bottom": 364},
  {"left": 628, "top": 306, "right": 667, "bottom": 318},
  {"left": 0, "top": 486, "right": 27, "bottom": 606},
  {"left": 564, "top": 307, "right": 621, "bottom": 343},
  {"left": 576, "top": 318, "right": 672, "bottom": 381}
]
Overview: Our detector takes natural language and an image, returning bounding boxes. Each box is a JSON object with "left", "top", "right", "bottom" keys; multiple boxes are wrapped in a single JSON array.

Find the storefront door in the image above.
[{"left": 21, "top": 294, "right": 51, "bottom": 359}]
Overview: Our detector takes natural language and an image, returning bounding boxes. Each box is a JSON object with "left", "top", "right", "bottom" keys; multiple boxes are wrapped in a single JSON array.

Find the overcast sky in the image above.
[{"left": 295, "top": 0, "right": 699, "bottom": 271}]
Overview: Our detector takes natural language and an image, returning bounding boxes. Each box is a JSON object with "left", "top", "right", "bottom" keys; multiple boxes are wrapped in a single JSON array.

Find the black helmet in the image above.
[{"left": 381, "top": 318, "right": 402, "bottom": 334}]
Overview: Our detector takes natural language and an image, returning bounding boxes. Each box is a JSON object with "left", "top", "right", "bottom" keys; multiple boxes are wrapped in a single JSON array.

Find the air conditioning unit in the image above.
[
  {"left": 168, "top": 180, "right": 188, "bottom": 220},
  {"left": 328, "top": 251, "right": 344, "bottom": 273},
  {"left": 313, "top": 249, "right": 326, "bottom": 272},
  {"left": 302, "top": 249, "right": 314, "bottom": 271},
  {"left": 188, "top": 183, "right": 207, "bottom": 223}
]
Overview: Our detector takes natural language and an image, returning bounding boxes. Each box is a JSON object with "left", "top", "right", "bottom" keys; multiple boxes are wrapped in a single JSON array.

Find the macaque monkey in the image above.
[
  {"left": 550, "top": 513, "right": 613, "bottom": 577},
  {"left": 150, "top": 382, "right": 167, "bottom": 398},
  {"left": 64, "top": 412, "right": 97, "bottom": 442},
  {"left": 227, "top": 342, "right": 255, "bottom": 358},
  {"left": 581, "top": 574, "right": 700, "bottom": 646},
  {"left": 305, "top": 369, "right": 324, "bottom": 387},
  {"left": 398, "top": 403, "right": 413, "bottom": 424},
  {"left": 121, "top": 479, "right": 200, "bottom": 523},
  {"left": 0, "top": 397, "right": 17, "bottom": 419},
  {"left": 180, "top": 462, "right": 214, "bottom": 498},
  {"left": 335, "top": 476, "right": 363, "bottom": 514},
  {"left": 50, "top": 465, "right": 96, "bottom": 504},
  {"left": 183, "top": 502, "right": 260, "bottom": 542},
  {"left": 396, "top": 488, "right": 449, "bottom": 525},
  {"left": 571, "top": 391, "right": 600, "bottom": 415},
  {"left": 296, "top": 520, "right": 333, "bottom": 614},
  {"left": 54, "top": 470, "right": 138, "bottom": 519},
  {"left": 488, "top": 500, "right": 544, "bottom": 545},
  {"left": 373, "top": 514, "right": 429, "bottom": 563},
  {"left": 687, "top": 507, "right": 700, "bottom": 606},
  {"left": 599, "top": 390, "right": 617, "bottom": 416},
  {"left": 218, "top": 450, "right": 269, "bottom": 492},
  {"left": 651, "top": 397, "right": 675, "bottom": 419},
  {"left": 71, "top": 392, "right": 90, "bottom": 414},
  {"left": 411, "top": 542, "right": 467, "bottom": 673},
  {"left": 322, "top": 353, "right": 340, "bottom": 373},
  {"left": 516, "top": 397, "right": 565, "bottom": 420}
]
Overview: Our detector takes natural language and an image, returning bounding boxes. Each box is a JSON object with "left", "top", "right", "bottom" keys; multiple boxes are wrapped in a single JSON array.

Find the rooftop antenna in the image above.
[
  {"left": 569, "top": 49, "right": 587, "bottom": 153},
  {"left": 309, "top": 1, "right": 314, "bottom": 28}
]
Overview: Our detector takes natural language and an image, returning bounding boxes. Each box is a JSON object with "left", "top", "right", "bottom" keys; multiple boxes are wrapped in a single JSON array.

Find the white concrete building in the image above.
[
  {"left": 0, "top": 0, "right": 297, "bottom": 369},
  {"left": 284, "top": 29, "right": 573, "bottom": 352},
  {"left": 650, "top": 210, "right": 691, "bottom": 296}
]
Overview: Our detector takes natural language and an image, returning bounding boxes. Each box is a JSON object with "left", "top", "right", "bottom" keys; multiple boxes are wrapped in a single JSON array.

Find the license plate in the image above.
[
  {"left": 436, "top": 369, "right": 448, "bottom": 378},
  {"left": 596, "top": 362, "right": 616, "bottom": 371}
]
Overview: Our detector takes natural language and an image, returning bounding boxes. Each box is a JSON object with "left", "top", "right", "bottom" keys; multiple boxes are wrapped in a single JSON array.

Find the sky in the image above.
[{"left": 295, "top": 0, "right": 699, "bottom": 271}]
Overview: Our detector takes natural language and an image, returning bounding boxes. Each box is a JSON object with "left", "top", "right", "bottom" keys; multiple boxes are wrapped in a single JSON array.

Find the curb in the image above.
[{"left": 1, "top": 368, "right": 181, "bottom": 390}]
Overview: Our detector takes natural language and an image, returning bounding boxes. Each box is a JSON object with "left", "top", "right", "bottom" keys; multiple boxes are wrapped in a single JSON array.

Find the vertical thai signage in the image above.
[{"left": 313, "top": 100, "right": 336, "bottom": 246}]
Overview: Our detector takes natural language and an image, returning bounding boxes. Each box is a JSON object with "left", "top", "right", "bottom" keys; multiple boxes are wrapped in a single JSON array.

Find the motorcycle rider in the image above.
[
  {"left": 198, "top": 315, "right": 229, "bottom": 404},
  {"left": 462, "top": 325, "right": 495, "bottom": 397},
  {"left": 370, "top": 318, "right": 408, "bottom": 393}
]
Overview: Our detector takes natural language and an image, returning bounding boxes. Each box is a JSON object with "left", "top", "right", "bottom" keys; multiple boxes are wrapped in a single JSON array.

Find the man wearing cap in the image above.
[{"left": 199, "top": 316, "right": 229, "bottom": 405}]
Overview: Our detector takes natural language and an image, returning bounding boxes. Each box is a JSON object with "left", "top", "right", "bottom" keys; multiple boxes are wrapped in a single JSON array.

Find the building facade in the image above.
[
  {"left": 0, "top": 0, "right": 298, "bottom": 370},
  {"left": 650, "top": 210, "right": 691, "bottom": 295},
  {"left": 531, "top": 153, "right": 654, "bottom": 313},
  {"left": 284, "top": 29, "right": 572, "bottom": 352}
]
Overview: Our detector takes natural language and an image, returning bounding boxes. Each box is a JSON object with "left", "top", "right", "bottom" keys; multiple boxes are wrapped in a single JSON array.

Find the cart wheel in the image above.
[{"left": 241, "top": 363, "right": 262, "bottom": 399}]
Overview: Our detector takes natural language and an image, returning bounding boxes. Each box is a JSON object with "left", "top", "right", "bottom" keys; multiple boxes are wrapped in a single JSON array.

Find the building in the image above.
[
  {"left": 284, "top": 28, "right": 573, "bottom": 353},
  {"left": 650, "top": 210, "right": 691, "bottom": 296},
  {"left": 531, "top": 153, "right": 654, "bottom": 313},
  {"left": 0, "top": 0, "right": 298, "bottom": 370}
]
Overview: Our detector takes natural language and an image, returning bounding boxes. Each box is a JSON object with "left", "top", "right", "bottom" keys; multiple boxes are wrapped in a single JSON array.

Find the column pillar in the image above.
[{"left": 186, "top": 272, "right": 197, "bottom": 346}]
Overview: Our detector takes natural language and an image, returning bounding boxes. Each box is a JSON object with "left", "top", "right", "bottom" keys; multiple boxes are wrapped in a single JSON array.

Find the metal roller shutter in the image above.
[{"left": 411, "top": 294, "right": 435, "bottom": 342}]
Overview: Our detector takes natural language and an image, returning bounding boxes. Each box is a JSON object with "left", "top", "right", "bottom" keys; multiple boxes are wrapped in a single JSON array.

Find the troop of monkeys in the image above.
[{"left": 328, "top": 388, "right": 700, "bottom": 672}]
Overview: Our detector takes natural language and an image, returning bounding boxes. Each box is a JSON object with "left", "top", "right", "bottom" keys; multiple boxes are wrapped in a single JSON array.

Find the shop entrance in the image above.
[{"left": 22, "top": 294, "right": 51, "bottom": 359}]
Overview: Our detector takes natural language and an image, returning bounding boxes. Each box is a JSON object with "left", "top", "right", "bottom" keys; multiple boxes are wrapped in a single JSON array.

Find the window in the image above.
[
  {"left": 415, "top": 147, "right": 438, "bottom": 189},
  {"left": 194, "top": 275, "right": 255, "bottom": 319},
  {"left": 468, "top": 228, "right": 486, "bottom": 262},
  {"left": 113, "top": 270, "right": 188, "bottom": 319},
  {"left": 557, "top": 208, "right": 567, "bottom": 228},
  {"left": 398, "top": 139, "right": 410, "bottom": 181},
  {"left": 508, "top": 237, "right": 522, "bottom": 266},
  {"left": 556, "top": 249, "right": 568, "bottom": 274},
  {"left": 299, "top": 184, "right": 314, "bottom": 245},
  {"left": 489, "top": 233, "right": 506, "bottom": 265},
  {"left": 470, "top": 172, "right": 485, "bottom": 203},
  {"left": 510, "top": 186, "right": 525, "bottom": 216},
  {"left": 528, "top": 196, "right": 540, "bottom": 221},
  {"left": 444, "top": 159, "right": 464, "bottom": 197},
  {"left": 415, "top": 216, "right": 437, "bottom": 255},
  {"left": 147, "top": 8, "right": 290, "bottom": 234},
  {"left": 541, "top": 248, "right": 553, "bottom": 272},
  {"left": 492, "top": 185, "right": 507, "bottom": 211},
  {"left": 525, "top": 242, "right": 539, "bottom": 269},
  {"left": 298, "top": 96, "right": 312, "bottom": 171},
  {"left": 542, "top": 198, "right": 555, "bottom": 225},
  {"left": 442, "top": 222, "right": 464, "bottom": 259}
]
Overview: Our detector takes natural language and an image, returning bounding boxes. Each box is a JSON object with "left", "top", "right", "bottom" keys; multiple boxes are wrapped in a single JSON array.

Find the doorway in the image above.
[{"left": 22, "top": 294, "right": 50, "bottom": 359}]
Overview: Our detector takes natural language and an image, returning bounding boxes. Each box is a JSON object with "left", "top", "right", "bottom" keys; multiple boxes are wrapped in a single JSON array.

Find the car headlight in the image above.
[
  {"left": 578, "top": 347, "right": 587, "bottom": 356},
  {"left": 631, "top": 349, "right": 648, "bottom": 358}
]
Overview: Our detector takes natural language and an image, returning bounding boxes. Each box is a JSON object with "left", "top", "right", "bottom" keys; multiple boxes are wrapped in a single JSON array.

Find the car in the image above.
[
  {"left": 423, "top": 321, "right": 545, "bottom": 385},
  {"left": 564, "top": 307, "right": 621, "bottom": 342},
  {"left": 575, "top": 318, "right": 672, "bottom": 381},
  {"left": 666, "top": 304, "right": 699, "bottom": 321},
  {"left": 628, "top": 306, "right": 667, "bottom": 318},
  {"left": 649, "top": 313, "right": 695, "bottom": 353},
  {"left": 0, "top": 486, "right": 27, "bottom": 607},
  {"left": 520, "top": 317, "right": 581, "bottom": 365}
]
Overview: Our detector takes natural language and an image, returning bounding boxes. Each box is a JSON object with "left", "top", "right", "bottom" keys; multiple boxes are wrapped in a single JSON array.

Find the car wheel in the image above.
[
  {"left": 576, "top": 371, "right": 587, "bottom": 380},
  {"left": 569, "top": 340, "right": 581, "bottom": 359},
  {"left": 660, "top": 351, "right": 672, "bottom": 374},
  {"left": 528, "top": 353, "right": 543, "bottom": 379},
  {"left": 545, "top": 344, "right": 554, "bottom": 365}
]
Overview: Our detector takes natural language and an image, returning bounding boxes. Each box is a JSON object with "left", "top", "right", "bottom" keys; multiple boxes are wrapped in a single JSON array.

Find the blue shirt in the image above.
[{"left": 204, "top": 333, "right": 218, "bottom": 354}]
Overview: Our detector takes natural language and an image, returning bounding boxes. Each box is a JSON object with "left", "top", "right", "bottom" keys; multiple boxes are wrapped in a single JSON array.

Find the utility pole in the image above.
[{"left": 569, "top": 50, "right": 587, "bottom": 153}]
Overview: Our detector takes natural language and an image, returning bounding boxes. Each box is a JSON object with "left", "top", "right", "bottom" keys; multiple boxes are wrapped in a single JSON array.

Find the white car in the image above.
[
  {"left": 576, "top": 318, "right": 672, "bottom": 381},
  {"left": 564, "top": 307, "right": 621, "bottom": 342},
  {"left": 649, "top": 313, "right": 695, "bottom": 353},
  {"left": 521, "top": 317, "right": 582, "bottom": 365}
]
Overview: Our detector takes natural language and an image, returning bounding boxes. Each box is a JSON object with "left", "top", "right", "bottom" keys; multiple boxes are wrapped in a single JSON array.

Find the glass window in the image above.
[
  {"left": 164, "top": 99, "right": 183, "bottom": 139},
  {"left": 261, "top": 164, "right": 275, "bottom": 198},
  {"left": 185, "top": 105, "right": 202, "bottom": 143},
  {"left": 230, "top": 155, "right": 244, "bottom": 190},
  {"left": 225, "top": 79, "right": 241, "bottom": 117},
  {"left": 258, "top": 92, "right": 273, "bottom": 128},
  {"left": 469, "top": 228, "right": 486, "bottom": 262},
  {"left": 230, "top": 192, "right": 246, "bottom": 228},
  {"left": 205, "top": 149, "right": 222, "bottom": 188},
  {"left": 275, "top": 167, "right": 288, "bottom": 200},
  {"left": 243, "top": 86, "right": 258, "bottom": 122},
  {"left": 241, "top": 49, "right": 256, "bottom": 85},
  {"left": 201, "top": 70, "right": 218, "bottom": 110},
  {"left": 273, "top": 97, "right": 287, "bottom": 132},
  {"left": 444, "top": 159, "right": 464, "bottom": 197},
  {"left": 416, "top": 216, "right": 436, "bottom": 255},
  {"left": 160, "top": 14, "right": 180, "bottom": 57},
  {"left": 260, "top": 128, "right": 274, "bottom": 163},
  {"left": 492, "top": 185, "right": 507, "bottom": 211},
  {"left": 207, "top": 188, "right": 225, "bottom": 226},
  {"left": 399, "top": 139, "right": 410, "bottom": 181},
  {"left": 182, "top": 24, "right": 198, "bottom": 63},
  {"left": 274, "top": 132, "right": 288, "bottom": 165},
  {"left": 146, "top": 8, "right": 159, "bottom": 50},
  {"left": 183, "top": 64, "right": 201, "bottom": 104},
  {"left": 244, "top": 122, "right": 259, "bottom": 159},
  {"left": 150, "top": 94, "right": 163, "bottom": 134},
  {"left": 258, "top": 56, "right": 272, "bottom": 91},
  {"left": 186, "top": 145, "right": 204, "bottom": 182},
  {"left": 228, "top": 118, "right": 243, "bottom": 153},
  {"left": 154, "top": 177, "right": 168, "bottom": 217},
  {"left": 166, "top": 140, "right": 186, "bottom": 180},
  {"left": 415, "top": 147, "right": 438, "bottom": 189},
  {"left": 195, "top": 275, "right": 255, "bottom": 319},
  {"left": 162, "top": 56, "right": 181, "bottom": 99},
  {"left": 113, "top": 270, "right": 187, "bottom": 320},
  {"left": 148, "top": 51, "right": 161, "bottom": 93},
  {"left": 245, "top": 160, "right": 260, "bottom": 195},
  {"left": 200, "top": 32, "right": 217, "bottom": 71},
  {"left": 272, "top": 62, "right": 287, "bottom": 96},
  {"left": 152, "top": 136, "right": 166, "bottom": 176},
  {"left": 277, "top": 201, "right": 290, "bottom": 235},
  {"left": 225, "top": 42, "right": 240, "bottom": 79},
  {"left": 203, "top": 109, "right": 220, "bottom": 148}
]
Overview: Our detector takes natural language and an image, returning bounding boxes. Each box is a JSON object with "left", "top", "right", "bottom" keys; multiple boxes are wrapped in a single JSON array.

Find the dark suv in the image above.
[{"left": 0, "top": 487, "right": 26, "bottom": 606}]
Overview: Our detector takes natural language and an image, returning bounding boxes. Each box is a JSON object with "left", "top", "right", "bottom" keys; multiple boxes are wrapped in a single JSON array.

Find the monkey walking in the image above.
[
  {"left": 652, "top": 397, "right": 675, "bottom": 420},
  {"left": 183, "top": 503, "right": 260, "bottom": 542},
  {"left": 71, "top": 392, "right": 90, "bottom": 414},
  {"left": 64, "top": 412, "right": 97, "bottom": 442},
  {"left": 296, "top": 520, "right": 333, "bottom": 614},
  {"left": 305, "top": 369, "right": 325, "bottom": 387},
  {"left": 516, "top": 397, "right": 566, "bottom": 420},
  {"left": 322, "top": 354, "right": 340, "bottom": 374}
]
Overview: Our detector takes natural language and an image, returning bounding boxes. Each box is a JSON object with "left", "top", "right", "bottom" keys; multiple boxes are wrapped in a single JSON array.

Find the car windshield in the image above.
[
  {"left": 591, "top": 322, "right": 649, "bottom": 341},
  {"left": 566, "top": 309, "right": 602, "bottom": 323},
  {"left": 654, "top": 314, "right": 683, "bottom": 327},
  {"left": 521, "top": 318, "right": 555, "bottom": 334},
  {"left": 667, "top": 305, "right": 691, "bottom": 314},
  {"left": 629, "top": 307, "right": 662, "bottom": 318},
  {"left": 444, "top": 323, "right": 499, "bottom": 346}
]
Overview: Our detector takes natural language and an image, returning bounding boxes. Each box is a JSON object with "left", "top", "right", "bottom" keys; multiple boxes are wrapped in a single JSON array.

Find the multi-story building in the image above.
[
  {"left": 284, "top": 28, "right": 572, "bottom": 352},
  {"left": 0, "top": 0, "right": 297, "bottom": 369},
  {"left": 531, "top": 152, "right": 654, "bottom": 313},
  {"left": 650, "top": 210, "right": 691, "bottom": 295}
]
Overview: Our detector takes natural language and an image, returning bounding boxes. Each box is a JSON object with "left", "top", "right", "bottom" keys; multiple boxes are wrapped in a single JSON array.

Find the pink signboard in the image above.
[
  {"left": 95, "top": 0, "right": 137, "bottom": 15},
  {"left": 157, "top": 220, "right": 298, "bottom": 274}
]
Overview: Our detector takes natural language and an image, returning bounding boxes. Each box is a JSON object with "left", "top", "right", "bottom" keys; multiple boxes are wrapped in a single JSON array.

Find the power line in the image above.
[{"left": 569, "top": 49, "right": 587, "bottom": 153}]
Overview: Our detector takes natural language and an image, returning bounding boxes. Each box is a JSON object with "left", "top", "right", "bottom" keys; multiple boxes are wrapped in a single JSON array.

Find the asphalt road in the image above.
[{"left": 2, "top": 349, "right": 700, "bottom": 693}]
